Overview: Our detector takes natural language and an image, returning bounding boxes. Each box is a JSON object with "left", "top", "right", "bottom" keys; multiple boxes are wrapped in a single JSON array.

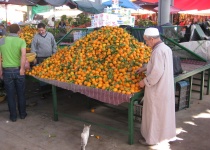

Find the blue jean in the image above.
[{"left": 3, "top": 69, "right": 27, "bottom": 119}]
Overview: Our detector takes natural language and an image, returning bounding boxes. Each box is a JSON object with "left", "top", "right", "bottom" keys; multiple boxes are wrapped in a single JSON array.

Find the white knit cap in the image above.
[{"left": 144, "top": 27, "right": 159, "bottom": 36}]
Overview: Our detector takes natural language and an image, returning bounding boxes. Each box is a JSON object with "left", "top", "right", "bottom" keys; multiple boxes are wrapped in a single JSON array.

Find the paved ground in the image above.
[{"left": 0, "top": 79, "right": 209, "bottom": 150}]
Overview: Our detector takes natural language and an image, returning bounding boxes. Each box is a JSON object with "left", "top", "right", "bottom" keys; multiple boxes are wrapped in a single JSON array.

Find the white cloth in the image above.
[
  {"left": 179, "top": 40, "right": 210, "bottom": 61},
  {"left": 48, "top": 20, "right": 54, "bottom": 27},
  {"left": 141, "top": 42, "right": 176, "bottom": 145}
]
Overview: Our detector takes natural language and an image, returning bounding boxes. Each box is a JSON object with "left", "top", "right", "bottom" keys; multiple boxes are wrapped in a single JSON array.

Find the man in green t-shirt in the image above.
[{"left": 0, "top": 24, "right": 27, "bottom": 122}]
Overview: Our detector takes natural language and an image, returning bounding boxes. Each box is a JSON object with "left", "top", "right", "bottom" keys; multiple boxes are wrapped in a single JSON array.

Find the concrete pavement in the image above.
[{"left": 0, "top": 81, "right": 209, "bottom": 150}]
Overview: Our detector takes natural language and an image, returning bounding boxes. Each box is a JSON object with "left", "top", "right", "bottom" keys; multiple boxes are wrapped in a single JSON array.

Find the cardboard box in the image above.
[
  {"left": 98, "top": 13, "right": 110, "bottom": 21},
  {"left": 99, "top": 20, "right": 108, "bottom": 27},
  {"left": 111, "top": 8, "right": 120, "bottom": 15},
  {"left": 94, "top": 14, "right": 100, "bottom": 21}
]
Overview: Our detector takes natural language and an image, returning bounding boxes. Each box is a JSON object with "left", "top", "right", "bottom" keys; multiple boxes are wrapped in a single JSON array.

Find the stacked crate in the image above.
[
  {"left": 134, "top": 98, "right": 143, "bottom": 122},
  {"left": 175, "top": 80, "right": 190, "bottom": 111}
]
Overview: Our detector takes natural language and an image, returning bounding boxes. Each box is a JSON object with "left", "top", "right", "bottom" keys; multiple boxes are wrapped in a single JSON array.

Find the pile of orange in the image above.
[
  {"left": 19, "top": 26, "right": 37, "bottom": 52},
  {"left": 27, "top": 26, "right": 151, "bottom": 94}
]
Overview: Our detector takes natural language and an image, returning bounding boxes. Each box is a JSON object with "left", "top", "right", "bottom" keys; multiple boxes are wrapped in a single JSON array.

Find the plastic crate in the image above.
[
  {"left": 175, "top": 80, "right": 190, "bottom": 111},
  {"left": 134, "top": 99, "right": 143, "bottom": 122}
]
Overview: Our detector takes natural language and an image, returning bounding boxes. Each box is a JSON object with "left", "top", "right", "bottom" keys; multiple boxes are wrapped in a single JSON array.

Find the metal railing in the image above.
[{"left": 56, "top": 28, "right": 94, "bottom": 45}]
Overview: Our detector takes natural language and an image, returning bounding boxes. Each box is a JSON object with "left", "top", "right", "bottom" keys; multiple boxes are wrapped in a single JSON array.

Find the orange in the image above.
[{"left": 27, "top": 26, "right": 151, "bottom": 95}]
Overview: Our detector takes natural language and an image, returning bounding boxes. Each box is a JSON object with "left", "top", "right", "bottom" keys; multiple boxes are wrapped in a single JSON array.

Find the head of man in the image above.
[
  {"left": 9, "top": 24, "right": 20, "bottom": 34},
  {"left": 143, "top": 27, "right": 161, "bottom": 48},
  {"left": 37, "top": 23, "right": 46, "bottom": 36}
]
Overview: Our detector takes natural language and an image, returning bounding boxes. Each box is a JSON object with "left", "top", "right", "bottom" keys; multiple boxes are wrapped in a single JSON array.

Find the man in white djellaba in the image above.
[
  {"left": 48, "top": 17, "right": 55, "bottom": 28},
  {"left": 136, "top": 27, "right": 176, "bottom": 146}
]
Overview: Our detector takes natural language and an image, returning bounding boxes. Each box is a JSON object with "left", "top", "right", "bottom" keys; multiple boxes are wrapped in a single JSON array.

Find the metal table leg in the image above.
[
  {"left": 187, "top": 76, "right": 193, "bottom": 108},
  {"left": 128, "top": 98, "right": 134, "bottom": 145},
  {"left": 128, "top": 91, "right": 144, "bottom": 145},
  {"left": 200, "top": 71, "right": 205, "bottom": 100},
  {"left": 207, "top": 69, "right": 210, "bottom": 95}
]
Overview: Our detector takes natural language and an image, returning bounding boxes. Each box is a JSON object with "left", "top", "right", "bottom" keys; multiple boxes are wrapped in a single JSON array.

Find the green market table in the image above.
[
  {"left": 176, "top": 60, "right": 210, "bottom": 101},
  {"left": 37, "top": 27, "right": 210, "bottom": 145},
  {"left": 33, "top": 76, "right": 143, "bottom": 145},
  {"left": 33, "top": 59, "right": 210, "bottom": 145}
]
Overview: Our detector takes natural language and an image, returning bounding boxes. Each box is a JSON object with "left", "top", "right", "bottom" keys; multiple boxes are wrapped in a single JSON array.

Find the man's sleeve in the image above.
[
  {"left": 21, "top": 39, "right": 26, "bottom": 48},
  {"left": 51, "top": 35, "right": 57, "bottom": 54},
  {"left": 143, "top": 51, "right": 165, "bottom": 87},
  {"left": 31, "top": 35, "right": 37, "bottom": 54}
]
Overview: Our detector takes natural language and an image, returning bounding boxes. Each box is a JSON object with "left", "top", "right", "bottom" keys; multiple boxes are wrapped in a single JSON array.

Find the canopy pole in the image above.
[
  {"left": 158, "top": 0, "right": 170, "bottom": 25},
  {"left": 27, "top": 6, "right": 32, "bottom": 21},
  {"left": 171, "top": 0, "right": 174, "bottom": 24},
  {"left": 5, "top": 4, "right": 7, "bottom": 29}
]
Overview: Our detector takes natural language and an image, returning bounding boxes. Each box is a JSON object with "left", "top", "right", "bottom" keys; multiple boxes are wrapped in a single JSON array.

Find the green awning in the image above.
[
  {"left": 32, "top": 5, "right": 54, "bottom": 18},
  {"left": 32, "top": 5, "right": 53, "bottom": 14}
]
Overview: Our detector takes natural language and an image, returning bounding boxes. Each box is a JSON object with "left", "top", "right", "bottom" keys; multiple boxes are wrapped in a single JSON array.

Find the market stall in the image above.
[
  {"left": 24, "top": 1, "right": 210, "bottom": 145},
  {"left": 3, "top": 0, "right": 148, "bottom": 145},
  {"left": 27, "top": 25, "right": 150, "bottom": 144},
  {"left": 26, "top": 26, "right": 210, "bottom": 145}
]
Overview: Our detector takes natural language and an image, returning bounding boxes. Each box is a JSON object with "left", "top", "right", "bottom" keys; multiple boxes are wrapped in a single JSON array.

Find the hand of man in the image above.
[
  {"left": 0, "top": 70, "right": 3, "bottom": 79},
  {"left": 139, "top": 80, "right": 145, "bottom": 88},
  {"left": 20, "top": 68, "right": 25, "bottom": 75},
  {"left": 33, "top": 58, "right": 37, "bottom": 64},
  {"left": 136, "top": 67, "right": 146, "bottom": 74}
]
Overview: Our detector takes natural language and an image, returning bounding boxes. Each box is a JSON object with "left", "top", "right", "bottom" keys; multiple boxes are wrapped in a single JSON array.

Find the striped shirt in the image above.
[{"left": 31, "top": 32, "right": 57, "bottom": 57}]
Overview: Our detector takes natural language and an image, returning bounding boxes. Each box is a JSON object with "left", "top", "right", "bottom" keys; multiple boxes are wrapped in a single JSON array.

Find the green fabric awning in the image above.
[
  {"left": 32, "top": 5, "right": 53, "bottom": 14},
  {"left": 31, "top": 5, "right": 54, "bottom": 19}
]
